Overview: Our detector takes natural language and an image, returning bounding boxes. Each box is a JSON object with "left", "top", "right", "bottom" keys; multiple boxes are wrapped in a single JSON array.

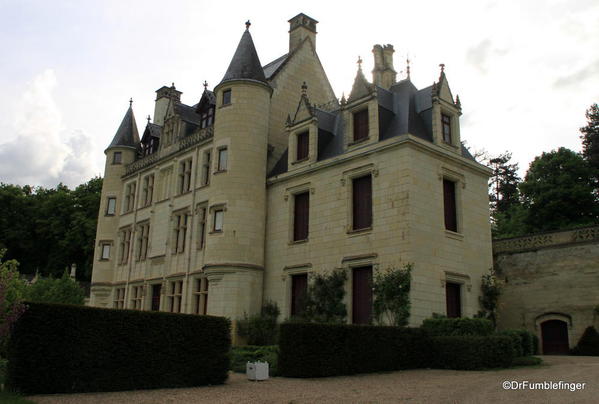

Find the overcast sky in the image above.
[{"left": 0, "top": 0, "right": 597, "bottom": 188}]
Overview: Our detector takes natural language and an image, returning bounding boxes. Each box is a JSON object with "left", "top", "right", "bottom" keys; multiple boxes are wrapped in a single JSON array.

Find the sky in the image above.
[{"left": 0, "top": 0, "right": 597, "bottom": 188}]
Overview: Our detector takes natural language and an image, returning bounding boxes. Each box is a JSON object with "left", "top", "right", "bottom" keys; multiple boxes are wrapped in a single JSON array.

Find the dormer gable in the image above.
[{"left": 431, "top": 67, "right": 462, "bottom": 153}]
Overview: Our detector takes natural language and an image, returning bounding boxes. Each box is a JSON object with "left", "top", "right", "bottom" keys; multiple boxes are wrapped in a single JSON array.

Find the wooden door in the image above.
[
  {"left": 352, "top": 266, "right": 373, "bottom": 324},
  {"left": 542, "top": 320, "right": 569, "bottom": 354}
]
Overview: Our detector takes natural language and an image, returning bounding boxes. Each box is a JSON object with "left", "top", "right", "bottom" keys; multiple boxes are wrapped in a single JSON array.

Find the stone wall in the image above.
[{"left": 494, "top": 226, "right": 599, "bottom": 351}]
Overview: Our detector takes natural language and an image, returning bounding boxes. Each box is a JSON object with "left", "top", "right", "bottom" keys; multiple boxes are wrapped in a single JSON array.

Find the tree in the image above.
[
  {"left": 580, "top": 103, "right": 599, "bottom": 184},
  {"left": 26, "top": 271, "right": 85, "bottom": 305},
  {"left": 488, "top": 152, "right": 521, "bottom": 215},
  {"left": 372, "top": 263, "right": 412, "bottom": 326},
  {"left": 519, "top": 147, "right": 597, "bottom": 232},
  {"left": 0, "top": 250, "right": 27, "bottom": 344}
]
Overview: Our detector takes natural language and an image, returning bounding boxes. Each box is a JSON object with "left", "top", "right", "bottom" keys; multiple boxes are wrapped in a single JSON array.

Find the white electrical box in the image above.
[{"left": 246, "top": 361, "right": 269, "bottom": 381}]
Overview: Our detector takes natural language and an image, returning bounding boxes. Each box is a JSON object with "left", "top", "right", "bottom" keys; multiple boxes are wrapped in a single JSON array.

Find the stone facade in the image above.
[
  {"left": 90, "top": 13, "right": 493, "bottom": 328},
  {"left": 494, "top": 226, "right": 599, "bottom": 352}
]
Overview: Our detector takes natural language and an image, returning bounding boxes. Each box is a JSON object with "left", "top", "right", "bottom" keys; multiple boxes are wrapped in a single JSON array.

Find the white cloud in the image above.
[{"left": 0, "top": 69, "right": 98, "bottom": 188}]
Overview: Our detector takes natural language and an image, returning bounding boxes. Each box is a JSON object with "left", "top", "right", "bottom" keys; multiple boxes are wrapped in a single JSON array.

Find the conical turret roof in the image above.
[
  {"left": 220, "top": 27, "right": 267, "bottom": 84},
  {"left": 107, "top": 104, "right": 140, "bottom": 149}
]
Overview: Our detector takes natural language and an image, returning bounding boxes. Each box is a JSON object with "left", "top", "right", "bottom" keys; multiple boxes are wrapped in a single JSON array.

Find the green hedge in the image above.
[
  {"left": 571, "top": 326, "right": 599, "bottom": 356},
  {"left": 421, "top": 317, "right": 494, "bottom": 336},
  {"left": 230, "top": 345, "right": 279, "bottom": 375},
  {"left": 278, "top": 322, "right": 431, "bottom": 377},
  {"left": 498, "top": 329, "right": 535, "bottom": 357},
  {"left": 432, "top": 335, "right": 515, "bottom": 370},
  {"left": 7, "top": 302, "right": 231, "bottom": 394}
]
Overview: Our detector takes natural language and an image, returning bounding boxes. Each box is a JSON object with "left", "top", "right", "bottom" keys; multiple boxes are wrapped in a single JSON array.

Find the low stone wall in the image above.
[{"left": 494, "top": 226, "right": 599, "bottom": 352}]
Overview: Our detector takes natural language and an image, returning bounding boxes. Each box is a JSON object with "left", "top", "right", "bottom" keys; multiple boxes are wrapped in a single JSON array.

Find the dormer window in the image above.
[
  {"left": 296, "top": 131, "right": 309, "bottom": 161},
  {"left": 353, "top": 109, "right": 369, "bottom": 142},
  {"left": 222, "top": 90, "right": 232, "bottom": 106},
  {"left": 200, "top": 107, "right": 214, "bottom": 128},
  {"left": 442, "top": 114, "right": 452, "bottom": 144}
]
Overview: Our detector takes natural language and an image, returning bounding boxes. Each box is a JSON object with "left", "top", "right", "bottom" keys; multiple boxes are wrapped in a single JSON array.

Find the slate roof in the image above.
[
  {"left": 263, "top": 54, "right": 288, "bottom": 79},
  {"left": 107, "top": 106, "right": 140, "bottom": 149},
  {"left": 221, "top": 29, "right": 267, "bottom": 84},
  {"left": 174, "top": 103, "right": 203, "bottom": 126}
]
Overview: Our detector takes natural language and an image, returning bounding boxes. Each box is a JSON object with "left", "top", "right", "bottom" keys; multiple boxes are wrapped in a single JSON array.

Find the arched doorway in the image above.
[{"left": 541, "top": 320, "right": 569, "bottom": 354}]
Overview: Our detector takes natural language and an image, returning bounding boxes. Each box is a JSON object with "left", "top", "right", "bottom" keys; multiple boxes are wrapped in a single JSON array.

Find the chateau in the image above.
[{"left": 90, "top": 13, "right": 493, "bottom": 327}]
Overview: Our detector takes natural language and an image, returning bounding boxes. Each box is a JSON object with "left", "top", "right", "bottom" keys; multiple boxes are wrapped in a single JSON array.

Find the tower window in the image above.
[
  {"left": 353, "top": 109, "right": 369, "bottom": 142},
  {"left": 100, "top": 243, "right": 111, "bottom": 260},
  {"left": 352, "top": 175, "right": 372, "bottom": 231},
  {"left": 442, "top": 114, "right": 452, "bottom": 144},
  {"left": 293, "top": 192, "right": 309, "bottom": 241},
  {"left": 213, "top": 209, "right": 224, "bottom": 232},
  {"left": 106, "top": 197, "right": 116, "bottom": 215},
  {"left": 443, "top": 179, "right": 457, "bottom": 232},
  {"left": 222, "top": 90, "right": 232, "bottom": 106},
  {"left": 296, "top": 131, "right": 309, "bottom": 161},
  {"left": 113, "top": 151, "right": 122, "bottom": 164},
  {"left": 217, "top": 147, "right": 228, "bottom": 171}
]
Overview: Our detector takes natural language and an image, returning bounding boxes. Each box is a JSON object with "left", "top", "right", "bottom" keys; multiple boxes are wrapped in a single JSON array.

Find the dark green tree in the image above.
[
  {"left": 372, "top": 263, "right": 412, "bottom": 326},
  {"left": 488, "top": 152, "right": 521, "bottom": 215},
  {"left": 519, "top": 147, "right": 597, "bottom": 232},
  {"left": 299, "top": 269, "right": 347, "bottom": 324},
  {"left": 26, "top": 271, "right": 85, "bottom": 305},
  {"left": 580, "top": 103, "right": 599, "bottom": 184}
]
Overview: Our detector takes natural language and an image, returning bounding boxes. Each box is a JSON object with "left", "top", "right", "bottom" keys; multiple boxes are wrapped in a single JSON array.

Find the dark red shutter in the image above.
[
  {"left": 353, "top": 109, "right": 369, "bottom": 141},
  {"left": 352, "top": 266, "right": 373, "bottom": 324},
  {"left": 151, "top": 284, "right": 161, "bottom": 311},
  {"left": 445, "top": 282, "right": 461, "bottom": 318},
  {"left": 296, "top": 131, "right": 309, "bottom": 160},
  {"left": 353, "top": 175, "right": 372, "bottom": 230},
  {"left": 443, "top": 179, "right": 457, "bottom": 232},
  {"left": 291, "top": 274, "right": 308, "bottom": 316},
  {"left": 293, "top": 192, "right": 309, "bottom": 241}
]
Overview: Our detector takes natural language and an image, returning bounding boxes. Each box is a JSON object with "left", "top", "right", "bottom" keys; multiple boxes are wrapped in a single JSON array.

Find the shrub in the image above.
[
  {"left": 278, "top": 322, "right": 431, "bottom": 377},
  {"left": 532, "top": 333, "right": 539, "bottom": 355},
  {"left": 25, "top": 271, "right": 85, "bottom": 305},
  {"left": 421, "top": 317, "right": 494, "bottom": 337},
  {"left": 230, "top": 345, "right": 278, "bottom": 376},
  {"left": 7, "top": 302, "right": 230, "bottom": 394},
  {"left": 373, "top": 263, "right": 412, "bottom": 326},
  {"left": 299, "top": 269, "right": 347, "bottom": 324},
  {"left": 571, "top": 326, "right": 599, "bottom": 356},
  {"left": 497, "top": 330, "right": 523, "bottom": 357},
  {"left": 432, "top": 335, "right": 515, "bottom": 370},
  {"left": 237, "top": 301, "right": 279, "bottom": 346}
]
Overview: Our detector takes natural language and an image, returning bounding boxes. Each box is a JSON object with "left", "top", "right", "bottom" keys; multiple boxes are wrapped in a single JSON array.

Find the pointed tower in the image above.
[
  {"left": 203, "top": 21, "right": 272, "bottom": 320},
  {"left": 90, "top": 102, "right": 140, "bottom": 307}
]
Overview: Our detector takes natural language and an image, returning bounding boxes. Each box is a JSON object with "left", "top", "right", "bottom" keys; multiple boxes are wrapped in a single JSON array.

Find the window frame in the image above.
[
  {"left": 201, "top": 149, "right": 212, "bottom": 186},
  {"left": 100, "top": 243, "right": 111, "bottom": 260},
  {"left": 193, "top": 277, "right": 209, "bottom": 315},
  {"left": 293, "top": 191, "right": 310, "bottom": 242},
  {"left": 296, "top": 130, "right": 309, "bottom": 161},
  {"left": 172, "top": 212, "right": 188, "bottom": 254},
  {"left": 216, "top": 147, "right": 228, "bottom": 172},
  {"left": 112, "top": 151, "right": 122, "bottom": 165},
  {"left": 106, "top": 197, "right": 116, "bottom": 216},
  {"left": 222, "top": 89, "right": 232, "bottom": 106},
  {"left": 443, "top": 178, "right": 458, "bottom": 233},
  {"left": 441, "top": 113, "right": 452, "bottom": 144},
  {"left": 130, "top": 285, "right": 143, "bottom": 310},
  {"left": 351, "top": 174, "right": 373, "bottom": 231},
  {"left": 352, "top": 108, "right": 369, "bottom": 142},
  {"left": 167, "top": 280, "right": 183, "bottom": 313},
  {"left": 213, "top": 209, "right": 224, "bottom": 233},
  {"left": 113, "top": 287, "right": 125, "bottom": 309}
]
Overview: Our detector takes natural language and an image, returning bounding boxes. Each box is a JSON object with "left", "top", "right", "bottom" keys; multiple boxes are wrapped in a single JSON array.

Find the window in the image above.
[
  {"left": 141, "top": 174, "right": 154, "bottom": 206},
  {"left": 173, "top": 212, "right": 188, "bottom": 253},
  {"left": 113, "top": 151, "right": 122, "bottom": 164},
  {"left": 442, "top": 114, "right": 452, "bottom": 144},
  {"left": 136, "top": 222, "right": 150, "bottom": 261},
  {"left": 296, "top": 131, "right": 309, "bottom": 161},
  {"left": 193, "top": 278, "right": 209, "bottom": 315},
  {"left": 200, "top": 107, "right": 214, "bottom": 128},
  {"left": 352, "top": 266, "right": 373, "bottom": 324},
  {"left": 222, "top": 89, "right": 231, "bottom": 105},
  {"left": 113, "top": 288, "right": 125, "bottom": 309},
  {"left": 100, "top": 243, "right": 111, "bottom": 260},
  {"left": 201, "top": 150, "right": 211, "bottom": 186},
  {"left": 217, "top": 147, "right": 228, "bottom": 171},
  {"left": 445, "top": 282, "right": 461, "bottom": 318},
  {"left": 353, "top": 109, "right": 369, "bottom": 142},
  {"left": 151, "top": 284, "right": 161, "bottom": 311},
  {"left": 106, "top": 197, "right": 116, "bottom": 215},
  {"left": 118, "top": 228, "right": 132, "bottom": 264},
  {"left": 159, "top": 167, "right": 172, "bottom": 200},
  {"left": 213, "top": 209, "right": 224, "bottom": 232},
  {"left": 130, "top": 285, "right": 143, "bottom": 310},
  {"left": 167, "top": 280, "right": 183, "bottom": 313},
  {"left": 352, "top": 175, "right": 372, "bottom": 231},
  {"left": 178, "top": 159, "right": 192, "bottom": 194},
  {"left": 124, "top": 182, "right": 136, "bottom": 212},
  {"left": 198, "top": 206, "right": 207, "bottom": 249},
  {"left": 290, "top": 273, "right": 307, "bottom": 316},
  {"left": 293, "top": 192, "right": 309, "bottom": 241},
  {"left": 443, "top": 179, "right": 457, "bottom": 232}
]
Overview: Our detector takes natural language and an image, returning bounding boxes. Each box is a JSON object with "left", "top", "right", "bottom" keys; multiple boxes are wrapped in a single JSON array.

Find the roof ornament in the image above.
[
  {"left": 129, "top": 97, "right": 133, "bottom": 108},
  {"left": 171, "top": 82, "right": 176, "bottom": 89},
  {"left": 203, "top": 80, "right": 208, "bottom": 90},
  {"left": 147, "top": 115, "right": 151, "bottom": 123},
  {"left": 455, "top": 95, "right": 461, "bottom": 109},
  {"left": 301, "top": 81, "right": 308, "bottom": 96},
  {"left": 245, "top": 20, "right": 251, "bottom": 30},
  {"left": 340, "top": 92, "right": 347, "bottom": 106},
  {"left": 439, "top": 63, "right": 445, "bottom": 74},
  {"left": 357, "top": 56, "right": 363, "bottom": 70},
  {"left": 406, "top": 55, "right": 411, "bottom": 79}
]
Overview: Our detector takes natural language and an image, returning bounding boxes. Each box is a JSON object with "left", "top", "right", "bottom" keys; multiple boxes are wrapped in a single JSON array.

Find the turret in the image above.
[
  {"left": 90, "top": 101, "right": 140, "bottom": 307},
  {"left": 203, "top": 21, "right": 272, "bottom": 319}
]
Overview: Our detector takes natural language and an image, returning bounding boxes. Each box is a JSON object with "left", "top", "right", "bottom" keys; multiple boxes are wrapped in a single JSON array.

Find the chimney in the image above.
[
  {"left": 288, "top": 13, "right": 318, "bottom": 52},
  {"left": 372, "top": 45, "right": 384, "bottom": 86},
  {"left": 153, "top": 83, "right": 182, "bottom": 126},
  {"left": 372, "top": 44, "right": 397, "bottom": 89}
]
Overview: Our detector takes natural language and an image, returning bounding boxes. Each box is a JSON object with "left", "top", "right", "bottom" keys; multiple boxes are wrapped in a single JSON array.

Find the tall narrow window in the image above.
[
  {"left": 352, "top": 175, "right": 372, "bottom": 231},
  {"left": 130, "top": 286, "right": 143, "bottom": 310},
  {"left": 106, "top": 197, "right": 116, "bottom": 215},
  {"left": 100, "top": 243, "right": 111, "bottom": 260},
  {"left": 159, "top": 167, "right": 172, "bottom": 200},
  {"left": 193, "top": 278, "right": 209, "bottom": 315},
  {"left": 200, "top": 107, "right": 214, "bottom": 128},
  {"left": 290, "top": 273, "right": 307, "bottom": 316},
  {"left": 178, "top": 159, "right": 192, "bottom": 194},
  {"left": 222, "top": 89, "right": 231, "bottom": 105},
  {"left": 173, "top": 213, "right": 188, "bottom": 253},
  {"left": 124, "top": 182, "right": 136, "bottom": 212},
  {"left": 201, "top": 150, "right": 211, "bottom": 186},
  {"left": 168, "top": 280, "right": 183, "bottom": 313},
  {"left": 119, "top": 228, "right": 132, "bottom": 264},
  {"left": 443, "top": 179, "right": 457, "bottom": 232},
  {"left": 151, "top": 284, "right": 161, "bottom": 311},
  {"left": 296, "top": 131, "right": 309, "bottom": 161},
  {"left": 198, "top": 206, "right": 207, "bottom": 249},
  {"left": 293, "top": 192, "right": 309, "bottom": 241},
  {"left": 136, "top": 223, "right": 150, "bottom": 261},
  {"left": 445, "top": 282, "right": 461, "bottom": 318},
  {"left": 352, "top": 266, "right": 373, "bottom": 324},
  {"left": 213, "top": 209, "right": 224, "bottom": 232},
  {"left": 113, "top": 151, "right": 122, "bottom": 164},
  {"left": 113, "top": 288, "right": 125, "bottom": 309},
  {"left": 353, "top": 109, "right": 369, "bottom": 142},
  {"left": 142, "top": 174, "right": 154, "bottom": 206},
  {"left": 442, "top": 114, "right": 452, "bottom": 144},
  {"left": 217, "top": 147, "right": 228, "bottom": 171}
]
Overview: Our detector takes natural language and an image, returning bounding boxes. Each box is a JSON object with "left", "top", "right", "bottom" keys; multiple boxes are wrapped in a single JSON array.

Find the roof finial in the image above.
[
  {"left": 171, "top": 82, "right": 175, "bottom": 89},
  {"left": 439, "top": 63, "right": 445, "bottom": 74},
  {"left": 245, "top": 20, "right": 251, "bottom": 30},
  {"left": 203, "top": 80, "right": 208, "bottom": 90},
  {"left": 406, "top": 55, "right": 411, "bottom": 79},
  {"left": 129, "top": 97, "right": 133, "bottom": 108},
  {"left": 147, "top": 115, "right": 151, "bottom": 123},
  {"left": 357, "top": 56, "right": 363, "bottom": 70},
  {"left": 301, "top": 81, "right": 308, "bottom": 96}
]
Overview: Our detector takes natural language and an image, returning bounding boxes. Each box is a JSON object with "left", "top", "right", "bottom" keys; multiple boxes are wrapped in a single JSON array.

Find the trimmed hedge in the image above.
[
  {"left": 571, "top": 326, "right": 599, "bottom": 356},
  {"left": 432, "top": 335, "right": 515, "bottom": 370},
  {"left": 421, "top": 317, "right": 494, "bottom": 336},
  {"left": 498, "top": 329, "right": 535, "bottom": 357},
  {"left": 230, "top": 345, "right": 279, "bottom": 375},
  {"left": 278, "top": 322, "right": 431, "bottom": 377},
  {"left": 7, "top": 302, "right": 231, "bottom": 394}
]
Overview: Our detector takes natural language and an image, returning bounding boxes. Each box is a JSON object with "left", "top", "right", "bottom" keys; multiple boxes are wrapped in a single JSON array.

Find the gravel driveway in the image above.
[{"left": 28, "top": 356, "right": 598, "bottom": 404}]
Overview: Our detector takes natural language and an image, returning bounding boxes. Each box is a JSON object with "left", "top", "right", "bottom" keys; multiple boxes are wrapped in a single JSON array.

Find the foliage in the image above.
[
  {"left": 373, "top": 263, "right": 412, "bottom": 326},
  {"left": 0, "top": 251, "right": 27, "bottom": 345},
  {"left": 278, "top": 322, "right": 431, "bottom": 377},
  {"left": 492, "top": 204, "right": 530, "bottom": 238},
  {"left": 532, "top": 333, "right": 539, "bottom": 355},
  {"left": 570, "top": 326, "right": 599, "bottom": 356},
  {"left": 230, "top": 345, "right": 279, "bottom": 376},
  {"left": 237, "top": 300, "right": 280, "bottom": 346},
  {"left": 298, "top": 269, "right": 347, "bottom": 324},
  {"left": 580, "top": 103, "right": 599, "bottom": 184},
  {"left": 476, "top": 268, "right": 503, "bottom": 327},
  {"left": 489, "top": 152, "right": 521, "bottom": 215},
  {"left": 421, "top": 317, "right": 494, "bottom": 337},
  {"left": 511, "top": 356, "right": 542, "bottom": 367},
  {"left": 497, "top": 330, "right": 524, "bottom": 357},
  {"left": 431, "top": 335, "right": 515, "bottom": 370},
  {"left": 519, "top": 148, "right": 597, "bottom": 232},
  {"left": 0, "top": 177, "right": 102, "bottom": 281},
  {"left": 7, "top": 302, "right": 230, "bottom": 394},
  {"left": 25, "top": 271, "right": 85, "bottom": 305}
]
